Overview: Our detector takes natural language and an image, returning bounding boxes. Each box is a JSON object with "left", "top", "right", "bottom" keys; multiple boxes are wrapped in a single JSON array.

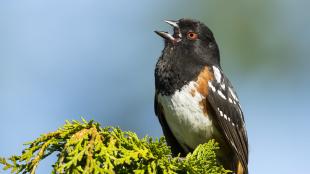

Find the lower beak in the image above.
[{"left": 154, "top": 31, "right": 175, "bottom": 42}]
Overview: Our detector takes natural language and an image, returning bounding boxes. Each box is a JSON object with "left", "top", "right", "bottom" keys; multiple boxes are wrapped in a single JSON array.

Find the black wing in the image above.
[{"left": 207, "top": 67, "right": 248, "bottom": 172}]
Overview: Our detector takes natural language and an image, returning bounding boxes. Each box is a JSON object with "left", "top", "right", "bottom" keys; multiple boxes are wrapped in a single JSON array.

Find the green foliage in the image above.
[{"left": 0, "top": 119, "right": 230, "bottom": 174}]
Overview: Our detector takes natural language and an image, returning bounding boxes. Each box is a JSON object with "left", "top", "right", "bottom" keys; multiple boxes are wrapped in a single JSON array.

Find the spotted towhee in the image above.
[{"left": 154, "top": 19, "right": 248, "bottom": 174}]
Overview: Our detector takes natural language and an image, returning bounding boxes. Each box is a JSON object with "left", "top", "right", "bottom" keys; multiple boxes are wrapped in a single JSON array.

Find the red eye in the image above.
[{"left": 187, "top": 32, "right": 198, "bottom": 40}]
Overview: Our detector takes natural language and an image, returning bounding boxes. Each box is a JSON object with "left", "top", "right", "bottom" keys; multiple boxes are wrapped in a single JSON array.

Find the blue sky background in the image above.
[{"left": 0, "top": 1, "right": 309, "bottom": 173}]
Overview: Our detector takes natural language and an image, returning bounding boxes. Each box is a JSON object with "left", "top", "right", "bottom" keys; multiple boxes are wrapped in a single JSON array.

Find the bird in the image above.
[{"left": 154, "top": 19, "right": 248, "bottom": 174}]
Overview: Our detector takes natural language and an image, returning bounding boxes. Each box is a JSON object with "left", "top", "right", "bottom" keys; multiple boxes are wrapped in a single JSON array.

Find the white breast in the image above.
[{"left": 157, "top": 81, "right": 216, "bottom": 152}]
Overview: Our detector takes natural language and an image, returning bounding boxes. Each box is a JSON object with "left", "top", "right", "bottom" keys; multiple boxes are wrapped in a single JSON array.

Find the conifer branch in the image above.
[{"left": 0, "top": 119, "right": 231, "bottom": 174}]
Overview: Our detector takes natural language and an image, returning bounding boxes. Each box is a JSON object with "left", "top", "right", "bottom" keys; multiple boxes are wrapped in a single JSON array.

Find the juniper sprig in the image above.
[{"left": 0, "top": 119, "right": 230, "bottom": 174}]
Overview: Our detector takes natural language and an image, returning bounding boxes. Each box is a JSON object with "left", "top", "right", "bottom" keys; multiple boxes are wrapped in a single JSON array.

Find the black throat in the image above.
[{"left": 155, "top": 45, "right": 209, "bottom": 96}]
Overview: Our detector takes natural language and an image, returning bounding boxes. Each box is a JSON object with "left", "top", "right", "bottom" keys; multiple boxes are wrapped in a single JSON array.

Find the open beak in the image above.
[{"left": 155, "top": 20, "right": 181, "bottom": 43}]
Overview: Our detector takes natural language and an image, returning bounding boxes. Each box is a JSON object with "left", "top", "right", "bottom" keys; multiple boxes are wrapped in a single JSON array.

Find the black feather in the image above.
[{"left": 207, "top": 68, "right": 248, "bottom": 173}]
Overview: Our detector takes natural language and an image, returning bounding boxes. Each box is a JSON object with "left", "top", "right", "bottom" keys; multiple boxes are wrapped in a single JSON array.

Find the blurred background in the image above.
[{"left": 0, "top": 0, "right": 309, "bottom": 173}]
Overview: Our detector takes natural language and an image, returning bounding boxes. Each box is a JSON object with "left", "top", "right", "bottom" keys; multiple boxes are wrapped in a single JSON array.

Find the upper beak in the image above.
[
  {"left": 155, "top": 20, "right": 181, "bottom": 43},
  {"left": 164, "top": 20, "right": 179, "bottom": 28}
]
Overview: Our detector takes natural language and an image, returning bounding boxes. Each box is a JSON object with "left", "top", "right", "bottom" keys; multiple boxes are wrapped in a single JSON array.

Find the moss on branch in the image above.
[{"left": 0, "top": 119, "right": 230, "bottom": 174}]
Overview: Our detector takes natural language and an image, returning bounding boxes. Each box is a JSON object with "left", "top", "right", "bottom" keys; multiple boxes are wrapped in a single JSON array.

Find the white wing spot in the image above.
[
  {"left": 217, "top": 90, "right": 227, "bottom": 100},
  {"left": 220, "top": 83, "right": 226, "bottom": 90},
  {"left": 208, "top": 81, "right": 216, "bottom": 92},
  {"left": 231, "top": 141, "right": 237, "bottom": 151},
  {"left": 212, "top": 66, "right": 222, "bottom": 83},
  {"left": 223, "top": 114, "right": 228, "bottom": 120},
  {"left": 229, "top": 87, "right": 239, "bottom": 101},
  {"left": 228, "top": 98, "right": 233, "bottom": 103}
]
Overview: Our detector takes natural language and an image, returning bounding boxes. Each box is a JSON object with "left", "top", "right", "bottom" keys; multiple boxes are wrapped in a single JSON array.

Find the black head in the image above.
[{"left": 155, "top": 19, "right": 220, "bottom": 66}]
